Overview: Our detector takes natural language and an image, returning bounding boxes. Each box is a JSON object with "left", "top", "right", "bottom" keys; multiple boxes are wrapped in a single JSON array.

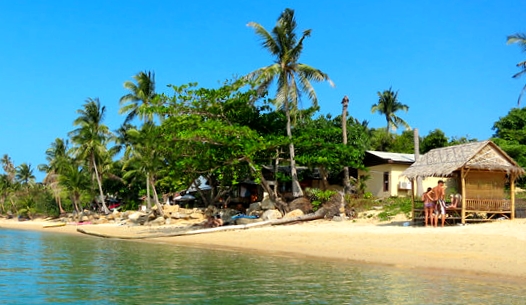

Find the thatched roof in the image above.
[{"left": 401, "top": 140, "right": 525, "bottom": 179}]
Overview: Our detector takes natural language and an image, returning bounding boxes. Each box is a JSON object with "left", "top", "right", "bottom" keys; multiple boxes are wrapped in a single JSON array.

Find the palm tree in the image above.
[
  {"left": 122, "top": 122, "right": 165, "bottom": 215},
  {"left": 119, "top": 71, "right": 159, "bottom": 124},
  {"left": 69, "top": 98, "right": 112, "bottom": 214},
  {"left": 15, "top": 163, "right": 35, "bottom": 188},
  {"left": 371, "top": 87, "right": 410, "bottom": 134},
  {"left": 247, "top": 8, "right": 333, "bottom": 198},
  {"left": 59, "top": 163, "right": 90, "bottom": 213},
  {"left": 38, "top": 138, "right": 70, "bottom": 214},
  {"left": 120, "top": 71, "right": 160, "bottom": 207},
  {"left": 507, "top": 33, "right": 526, "bottom": 106},
  {"left": 1, "top": 154, "right": 15, "bottom": 185}
]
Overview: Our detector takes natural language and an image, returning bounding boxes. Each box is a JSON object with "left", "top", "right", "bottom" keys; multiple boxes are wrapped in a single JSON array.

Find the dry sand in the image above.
[{"left": 1, "top": 217, "right": 525, "bottom": 279}]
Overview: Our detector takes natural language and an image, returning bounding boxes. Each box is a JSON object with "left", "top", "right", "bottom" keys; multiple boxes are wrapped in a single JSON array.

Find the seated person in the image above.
[
  {"left": 449, "top": 193, "right": 462, "bottom": 208},
  {"left": 205, "top": 214, "right": 223, "bottom": 228}
]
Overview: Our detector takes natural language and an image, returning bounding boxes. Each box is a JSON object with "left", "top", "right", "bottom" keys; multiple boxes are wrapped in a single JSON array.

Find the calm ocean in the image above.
[{"left": 0, "top": 228, "right": 523, "bottom": 305}]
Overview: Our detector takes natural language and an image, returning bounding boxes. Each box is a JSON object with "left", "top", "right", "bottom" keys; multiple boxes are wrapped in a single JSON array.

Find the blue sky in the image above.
[{"left": 1, "top": 0, "right": 525, "bottom": 181}]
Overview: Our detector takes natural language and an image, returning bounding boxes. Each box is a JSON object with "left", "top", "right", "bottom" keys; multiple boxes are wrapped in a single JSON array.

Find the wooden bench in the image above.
[{"left": 413, "top": 206, "right": 462, "bottom": 225}]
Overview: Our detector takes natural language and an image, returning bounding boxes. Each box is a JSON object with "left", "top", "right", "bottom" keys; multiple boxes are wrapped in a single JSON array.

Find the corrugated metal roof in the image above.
[{"left": 366, "top": 151, "right": 415, "bottom": 163}]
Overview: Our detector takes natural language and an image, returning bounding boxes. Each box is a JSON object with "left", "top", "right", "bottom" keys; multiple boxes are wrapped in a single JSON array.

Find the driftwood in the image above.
[{"left": 76, "top": 213, "right": 323, "bottom": 240}]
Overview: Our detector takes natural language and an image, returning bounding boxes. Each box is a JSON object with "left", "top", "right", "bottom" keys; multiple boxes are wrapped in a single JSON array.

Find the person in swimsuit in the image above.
[
  {"left": 422, "top": 187, "right": 434, "bottom": 227},
  {"left": 431, "top": 180, "right": 446, "bottom": 227}
]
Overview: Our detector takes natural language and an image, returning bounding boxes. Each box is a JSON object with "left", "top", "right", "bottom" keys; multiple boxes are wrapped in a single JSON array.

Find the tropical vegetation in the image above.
[{"left": 0, "top": 10, "right": 524, "bottom": 218}]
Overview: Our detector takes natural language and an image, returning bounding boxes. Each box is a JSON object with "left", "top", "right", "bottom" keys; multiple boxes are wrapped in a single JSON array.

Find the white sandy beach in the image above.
[{"left": 1, "top": 217, "right": 525, "bottom": 279}]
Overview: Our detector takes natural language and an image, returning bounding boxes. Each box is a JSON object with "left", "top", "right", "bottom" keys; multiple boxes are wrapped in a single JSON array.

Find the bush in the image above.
[
  {"left": 305, "top": 188, "right": 337, "bottom": 211},
  {"left": 376, "top": 197, "right": 412, "bottom": 221}
]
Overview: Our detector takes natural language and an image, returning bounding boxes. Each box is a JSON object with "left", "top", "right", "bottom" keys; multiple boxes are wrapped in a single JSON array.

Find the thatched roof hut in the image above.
[
  {"left": 402, "top": 140, "right": 524, "bottom": 179},
  {"left": 402, "top": 140, "right": 525, "bottom": 223}
]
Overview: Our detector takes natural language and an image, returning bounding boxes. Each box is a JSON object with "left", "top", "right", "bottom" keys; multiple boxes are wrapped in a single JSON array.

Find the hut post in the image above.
[
  {"left": 511, "top": 173, "right": 516, "bottom": 220},
  {"left": 410, "top": 178, "right": 415, "bottom": 223},
  {"left": 461, "top": 168, "right": 467, "bottom": 224}
]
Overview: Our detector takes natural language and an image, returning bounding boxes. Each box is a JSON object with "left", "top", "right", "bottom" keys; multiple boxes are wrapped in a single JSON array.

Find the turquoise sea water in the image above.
[{"left": 0, "top": 228, "right": 524, "bottom": 305}]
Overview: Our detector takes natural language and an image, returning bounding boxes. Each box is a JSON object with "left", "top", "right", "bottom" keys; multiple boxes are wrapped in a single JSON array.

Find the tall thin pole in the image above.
[
  {"left": 413, "top": 128, "right": 423, "bottom": 197},
  {"left": 342, "top": 96, "right": 351, "bottom": 194}
]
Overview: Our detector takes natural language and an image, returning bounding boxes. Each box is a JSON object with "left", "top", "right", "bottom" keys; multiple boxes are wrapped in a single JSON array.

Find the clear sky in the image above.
[{"left": 1, "top": 0, "right": 525, "bottom": 181}]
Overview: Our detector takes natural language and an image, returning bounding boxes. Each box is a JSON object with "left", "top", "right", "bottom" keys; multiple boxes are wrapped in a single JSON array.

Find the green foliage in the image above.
[
  {"left": 376, "top": 197, "right": 412, "bottom": 221},
  {"left": 305, "top": 187, "right": 337, "bottom": 211},
  {"left": 350, "top": 174, "right": 370, "bottom": 197},
  {"left": 421, "top": 129, "right": 448, "bottom": 153},
  {"left": 295, "top": 113, "right": 367, "bottom": 183},
  {"left": 390, "top": 130, "right": 415, "bottom": 153},
  {"left": 492, "top": 107, "right": 526, "bottom": 186},
  {"left": 368, "top": 128, "right": 394, "bottom": 151}
]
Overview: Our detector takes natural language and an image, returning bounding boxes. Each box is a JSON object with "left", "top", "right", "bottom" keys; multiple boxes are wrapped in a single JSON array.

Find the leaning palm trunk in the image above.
[
  {"left": 146, "top": 176, "right": 151, "bottom": 209},
  {"left": 273, "top": 149, "right": 280, "bottom": 195},
  {"left": 285, "top": 108, "right": 303, "bottom": 198},
  {"left": 92, "top": 154, "right": 109, "bottom": 214},
  {"left": 149, "top": 175, "right": 164, "bottom": 217},
  {"left": 54, "top": 189, "right": 65, "bottom": 214}
]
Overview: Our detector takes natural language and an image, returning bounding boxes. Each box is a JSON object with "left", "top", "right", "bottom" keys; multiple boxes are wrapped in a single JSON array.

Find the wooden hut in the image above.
[{"left": 401, "top": 140, "right": 525, "bottom": 224}]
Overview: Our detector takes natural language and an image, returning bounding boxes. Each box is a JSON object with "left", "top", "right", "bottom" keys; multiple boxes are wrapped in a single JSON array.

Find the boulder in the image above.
[
  {"left": 190, "top": 212, "right": 204, "bottom": 220},
  {"left": 149, "top": 217, "right": 165, "bottom": 226},
  {"left": 235, "top": 217, "right": 263, "bottom": 225},
  {"left": 163, "top": 204, "right": 180, "bottom": 215},
  {"left": 288, "top": 197, "right": 313, "bottom": 214},
  {"left": 94, "top": 218, "right": 109, "bottom": 224},
  {"left": 283, "top": 209, "right": 304, "bottom": 219},
  {"left": 261, "top": 198, "right": 276, "bottom": 210},
  {"left": 247, "top": 202, "right": 262, "bottom": 214},
  {"left": 261, "top": 209, "right": 282, "bottom": 221},
  {"left": 128, "top": 212, "right": 149, "bottom": 225}
]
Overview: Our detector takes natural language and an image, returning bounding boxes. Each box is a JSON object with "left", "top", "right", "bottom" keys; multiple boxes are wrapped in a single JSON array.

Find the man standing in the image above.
[{"left": 431, "top": 180, "right": 446, "bottom": 227}]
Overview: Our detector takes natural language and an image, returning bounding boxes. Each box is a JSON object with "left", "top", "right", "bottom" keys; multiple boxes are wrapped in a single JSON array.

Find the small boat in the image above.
[{"left": 43, "top": 222, "right": 66, "bottom": 228}]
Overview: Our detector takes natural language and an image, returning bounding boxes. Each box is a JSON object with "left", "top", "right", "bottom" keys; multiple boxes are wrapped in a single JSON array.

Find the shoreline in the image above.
[{"left": 1, "top": 217, "right": 526, "bottom": 279}]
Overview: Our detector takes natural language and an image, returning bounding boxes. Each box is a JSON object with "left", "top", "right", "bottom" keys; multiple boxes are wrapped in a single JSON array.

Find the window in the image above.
[{"left": 383, "top": 172, "right": 389, "bottom": 192}]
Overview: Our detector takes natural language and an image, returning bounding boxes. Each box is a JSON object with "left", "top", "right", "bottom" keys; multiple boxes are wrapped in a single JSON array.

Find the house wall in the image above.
[
  {"left": 360, "top": 164, "right": 412, "bottom": 198},
  {"left": 360, "top": 165, "right": 456, "bottom": 199}
]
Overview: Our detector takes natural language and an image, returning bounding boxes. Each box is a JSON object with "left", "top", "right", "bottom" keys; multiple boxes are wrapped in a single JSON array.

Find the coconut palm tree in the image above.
[
  {"left": 246, "top": 8, "right": 333, "bottom": 198},
  {"left": 59, "top": 163, "right": 90, "bottom": 213},
  {"left": 15, "top": 163, "right": 35, "bottom": 188},
  {"left": 38, "top": 138, "right": 70, "bottom": 214},
  {"left": 120, "top": 71, "right": 159, "bottom": 124},
  {"left": 507, "top": 33, "right": 526, "bottom": 106},
  {"left": 122, "top": 122, "right": 165, "bottom": 215},
  {"left": 120, "top": 71, "right": 161, "bottom": 206},
  {"left": 1, "top": 154, "right": 15, "bottom": 185},
  {"left": 69, "top": 98, "right": 112, "bottom": 214},
  {"left": 371, "top": 87, "right": 410, "bottom": 134}
]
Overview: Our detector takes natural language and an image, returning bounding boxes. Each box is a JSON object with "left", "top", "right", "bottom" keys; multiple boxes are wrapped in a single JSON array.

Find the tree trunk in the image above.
[
  {"left": 286, "top": 108, "right": 303, "bottom": 198},
  {"left": 319, "top": 166, "right": 329, "bottom": 191},
  {"left": 273, "top": 149, "right": 280, "bottom": 195},
  {"left": 56, "top": 192, "right": 65, "bottom": 215},
  {"left": 150, "top": 175, "right": 164, "bottom": 217},
  {"left": 146, "top": 175, "right": 151, "bottom": 209},
  {"left": 341, "top": 96, "right": 352, "bottom": 194},
  {"left": 72, "top": 193, "right": 80, "bottom": 213},
  {"left": 92, "top": 154, "right": 109, "bottom": 214}
]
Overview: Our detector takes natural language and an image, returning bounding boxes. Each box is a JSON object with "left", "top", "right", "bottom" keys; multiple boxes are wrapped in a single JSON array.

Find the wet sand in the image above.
[{"left": 1, "top": 217, "right": 525, "bottom": 279}]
